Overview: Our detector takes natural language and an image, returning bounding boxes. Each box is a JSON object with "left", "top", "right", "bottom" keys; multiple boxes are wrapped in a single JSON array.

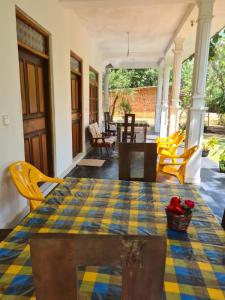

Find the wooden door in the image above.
[
  {"left": 19, "top": 48, "right": 53, "bottom": 175},
  {"left": 89, "top": 68, "right": 99, "bottom": 124},
  {"left": 71, "top": 73, "right": 82, "bottom": 157}
]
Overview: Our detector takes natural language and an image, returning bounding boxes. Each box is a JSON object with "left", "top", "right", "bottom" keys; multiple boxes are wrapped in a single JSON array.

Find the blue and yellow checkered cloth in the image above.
[{"left": 0, "top": 177, "right": 224, "bottom": 299}]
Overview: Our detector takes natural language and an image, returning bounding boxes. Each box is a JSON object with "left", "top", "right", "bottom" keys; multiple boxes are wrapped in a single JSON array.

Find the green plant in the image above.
[
  {"left": 219, "top": 150, "right": 225, "bottom": 172},
  {"left": 119, "top": 97, "right": 132, "bottom": 115},
  {"left": 219, "top": 150, "right": 225, "bottom": 161},
  {"left": 202, "top": 137, "right": 218, "bottom": 151}
]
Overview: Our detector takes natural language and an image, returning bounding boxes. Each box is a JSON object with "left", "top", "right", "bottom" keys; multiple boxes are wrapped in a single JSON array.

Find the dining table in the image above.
[
  {"left": 112, "top": 119, "right": 149, "bottom": 143},
  {"left": 0, "top": 177, "right": 224, "bottom": 299}
]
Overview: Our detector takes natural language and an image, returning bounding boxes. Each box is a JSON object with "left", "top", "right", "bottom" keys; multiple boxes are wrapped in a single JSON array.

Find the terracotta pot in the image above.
[{"left": 166, "top": 210, "right": 192, "bottom": 232}]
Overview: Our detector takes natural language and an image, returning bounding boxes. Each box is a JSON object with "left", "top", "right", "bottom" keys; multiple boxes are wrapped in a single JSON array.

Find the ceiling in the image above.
[{"left": 60, "top": 0, "right": 225, "bottom": 69}]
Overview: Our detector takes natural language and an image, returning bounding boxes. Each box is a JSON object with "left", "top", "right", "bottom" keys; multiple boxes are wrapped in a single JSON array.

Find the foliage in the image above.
[
  {"left": 180, "top": 58, "right": 194, "bottom": 110},
  {"left": 181, "top": 27, "right": 225, "bottom": 118},
  {"left": 219, "top": 150, "right": 225, "bottom": 162},
  {"left": 119, "top": 97, "right": 132, "bottom": 115},
  {"left": 109, "top": 69, "right": 158, "bottom": 90},
  {"left": 202, "top": 137, "right": 218, "bottom": 151}
]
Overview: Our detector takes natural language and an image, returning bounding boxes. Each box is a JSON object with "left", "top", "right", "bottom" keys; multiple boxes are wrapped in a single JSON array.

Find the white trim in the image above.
[{"left": 184, "top": 176, "right": 201, "bottom": 185}]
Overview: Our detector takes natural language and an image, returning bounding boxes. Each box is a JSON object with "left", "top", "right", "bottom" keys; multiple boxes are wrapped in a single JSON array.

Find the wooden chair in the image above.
[
  {"left": 104, "top": 112, "right": 117, "bottom": 136},
  {"left": 119, "top": 143, "right": 157, "bottom": 182},
  {"left": 9, "top": 161, "right": 64, "bottom": 211},
  {"left": 157, "top": 145, "right": 198, "bottom": 184},
  {"left": 222, "top": 209, "right": 225, "bottom": 230},
  {"left": 30, "top": 233, "right": 167, "bottom": 300},
  {"left": 122, "top": 114, "right": 136, "bottom": 143},
  {"left": 88, "top": 122, "right": 116, "bottom": 156}
]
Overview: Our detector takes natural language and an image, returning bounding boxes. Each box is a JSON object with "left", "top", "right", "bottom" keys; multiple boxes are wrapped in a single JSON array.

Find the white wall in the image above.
[{"left": 0, "top": 0, "right": 103, "bottom": 228}]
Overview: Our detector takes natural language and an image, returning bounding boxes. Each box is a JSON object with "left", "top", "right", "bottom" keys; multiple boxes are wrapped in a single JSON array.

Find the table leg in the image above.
[
  {"left": 144, "top": 125, "right": 147, "bottom": 142},
  {"left": 117, "top": 125, "right": 121, "bottom": 144}
]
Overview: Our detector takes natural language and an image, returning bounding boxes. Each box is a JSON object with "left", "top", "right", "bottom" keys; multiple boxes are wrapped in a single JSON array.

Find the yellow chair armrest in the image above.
[
  {"left": 26, "top": 195, "right": 45, "bottom": 201},
  {"left": 159, "top": 162, "right": 185, "bottom": 166},
  {"left": 41, "top": 177, "right": 64, "bottom": 184}
]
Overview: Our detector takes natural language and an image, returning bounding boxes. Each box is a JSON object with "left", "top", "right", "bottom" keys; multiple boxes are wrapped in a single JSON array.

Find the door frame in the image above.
[
  {"left": 16, "top": 7, "right": 54, "bottom": 176},
  {"left": 70, "top": 50, "right": 83, "bottom": 157},
  {"left": 89, "top": 66, "right": 99, "bottom": 124}
]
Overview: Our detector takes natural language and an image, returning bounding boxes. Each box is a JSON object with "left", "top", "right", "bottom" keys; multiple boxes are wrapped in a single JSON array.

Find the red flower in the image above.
[
  {"left": 170, "top": 196, "right": 181, "bottom": 206},
  {"left": 166, "top": 204, "right": 184, "bottom": 215},
  {"left": 184, "top": 200, "right": 195, "bottom": 209}
]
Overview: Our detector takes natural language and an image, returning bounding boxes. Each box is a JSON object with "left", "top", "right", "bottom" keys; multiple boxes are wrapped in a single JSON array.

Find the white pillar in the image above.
[
  {"left": 155, "top": 66, "right": 163, "bottom": 133},
  {"left": 160, "top": 62, "right": 170, "bottom": 138},
  {"left": 169, "top": 38, "right": 184, "bottom": 135},
  {"left": 104, "top": 67, "right": 110, "bottom": 112},
  {"left": 185, "top": 0, "right": 215, "bottom": 184}
]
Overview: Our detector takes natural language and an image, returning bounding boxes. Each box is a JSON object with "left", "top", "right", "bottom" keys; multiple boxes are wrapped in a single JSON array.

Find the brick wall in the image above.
[{"left": 105, "top": 86, "right": 172, "bottom": 119}]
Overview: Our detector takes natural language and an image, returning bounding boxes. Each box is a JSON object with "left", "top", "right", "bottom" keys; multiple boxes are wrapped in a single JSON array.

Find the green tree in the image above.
[{"left": 109, "top": 68, "right": 158, "bottom": 90}]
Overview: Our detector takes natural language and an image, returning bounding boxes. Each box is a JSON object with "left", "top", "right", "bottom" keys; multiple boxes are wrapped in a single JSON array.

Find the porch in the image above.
[{"left": 0, "top": 0, "right": 225, "bottom": 298}]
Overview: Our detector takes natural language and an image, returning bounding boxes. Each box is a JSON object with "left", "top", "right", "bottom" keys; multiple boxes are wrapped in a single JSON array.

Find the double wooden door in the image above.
[
  {"left": 71, "top": 73, "right": 82, "bottom": 157},
  {"left": 19, "top": 48, "right": 53, "bottom": 175}
]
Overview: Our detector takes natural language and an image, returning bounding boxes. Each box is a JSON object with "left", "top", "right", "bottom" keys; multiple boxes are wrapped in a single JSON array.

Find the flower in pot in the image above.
[
  {"left": 219, "top": 150, "right": 225, "bottom": 173},
  {"left": 202, "top": 137, "right": 218, "bottom": 157},
  {"left": 165, "top": 196, "right": 195, "bottom": 231}
]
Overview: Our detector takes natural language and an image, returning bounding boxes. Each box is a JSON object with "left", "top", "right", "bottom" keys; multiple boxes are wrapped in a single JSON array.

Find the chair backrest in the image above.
[
  {"left": 178, "top": 145, "right": 198, "bottom": 174},
  {"left": 9, "top": 161, "right": 45, "bottom": 201},
  {"left": 172, "top": 133, "right": 185, "bottom": 147},
  {"left": 30, "top": 233, "right": 167, "bottom": 300},
  {"left": 88, "top": 123, "right": 102, "bottom": 139},
  {"left": 119, "top": 143, "right": 157, "bottom": 182},
  {"left": 124, "top": 114, "right": 135, "bottom": 138},
  {"left": 104, "top": 112, "right": 110, "bottom": 132},
  {"left": 170, "top": 131, "right": 180, "bottom": 140}
]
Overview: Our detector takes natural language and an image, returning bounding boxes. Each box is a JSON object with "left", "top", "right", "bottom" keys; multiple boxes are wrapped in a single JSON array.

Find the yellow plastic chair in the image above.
[
  {"left": 157, "top": 145, "right": 198, "bottom": 184},
  {"left": 157, "top": 133, "right": 186, "bottom": 159},
  {"left": 9, "top": 161, "right": 64, "bottom": 211},
  {"left": 156, "top": 131, "right": 180, "bottom": 144}
]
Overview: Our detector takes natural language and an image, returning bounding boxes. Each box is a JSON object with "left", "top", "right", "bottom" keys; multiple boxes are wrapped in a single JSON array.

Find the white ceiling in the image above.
[{"left": 60, "top": 0, "right": 225, "bottom": 69}]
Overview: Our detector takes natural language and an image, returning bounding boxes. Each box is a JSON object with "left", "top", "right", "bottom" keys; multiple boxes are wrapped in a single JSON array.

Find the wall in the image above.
[
  {"left": 0, "top": 0, "right": 103, "bottom": 228},
  {"left": 108, "top": 86, "right": 172, "bottom": 120}
]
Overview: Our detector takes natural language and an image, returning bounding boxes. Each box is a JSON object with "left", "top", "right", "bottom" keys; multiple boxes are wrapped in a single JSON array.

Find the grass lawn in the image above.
[{"left": 204, "top": 133, "right": 225, "bottom": 164}]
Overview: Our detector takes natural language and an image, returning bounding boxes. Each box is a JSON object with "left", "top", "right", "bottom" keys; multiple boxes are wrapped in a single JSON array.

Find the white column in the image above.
[
  {"left": 103, "top": 67, "right": 110, "bottom": 112},
  {"left": 160, "top": 62, "right": 170, "bottom": 138},
  {"left": 185, "top": 0, "right": 215, "bottom": 184},
  {"left": 169, "top": 38, "right": 184, "bottom": 135},
  {"left": 155, "top": 66, "right": 163, "bottom": 133}
]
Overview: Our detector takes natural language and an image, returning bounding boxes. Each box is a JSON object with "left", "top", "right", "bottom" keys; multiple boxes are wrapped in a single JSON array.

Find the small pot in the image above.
[
  {"left": 219, "top": 160, "right": 225, "bottom": 173},
  {"left": 202, "top": 149, "right": 209, "bottom": 157},
  {"left": 166, "top": 210, "right": 192, "bottom": 232}
]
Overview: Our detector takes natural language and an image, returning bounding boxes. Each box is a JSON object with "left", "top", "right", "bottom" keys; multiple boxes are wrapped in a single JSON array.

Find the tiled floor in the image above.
[{"left": 68, "top": 133, "right": 225, "bottom": 225}]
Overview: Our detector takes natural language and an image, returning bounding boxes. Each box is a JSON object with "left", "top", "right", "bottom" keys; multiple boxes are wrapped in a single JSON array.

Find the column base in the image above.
[
  {"left": 184, "top": 176, "right": 201, "bottom": 185},
  {"left": 185, "top": 106, "right": 207, "bottom": 184}
]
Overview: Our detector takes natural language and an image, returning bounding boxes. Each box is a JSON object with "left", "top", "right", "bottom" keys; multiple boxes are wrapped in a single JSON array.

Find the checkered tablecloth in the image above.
[{"left": 0, "top": 177, "right": 224, "bottom": 300}]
